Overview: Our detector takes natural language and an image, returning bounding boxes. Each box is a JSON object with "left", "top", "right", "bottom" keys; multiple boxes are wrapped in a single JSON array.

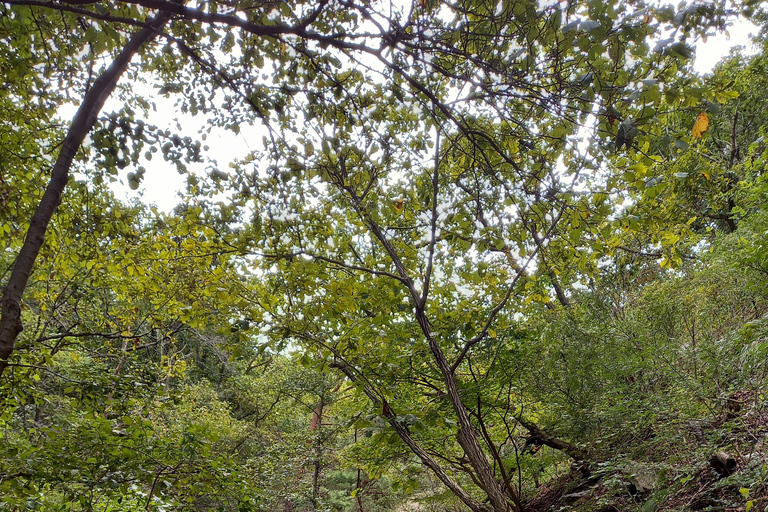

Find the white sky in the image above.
[
  {"left": 103, "top": 17, "right": 759, "bottom": 213},
  {"left": 692, "top": 17, "right": 758, "bottom": 74}
]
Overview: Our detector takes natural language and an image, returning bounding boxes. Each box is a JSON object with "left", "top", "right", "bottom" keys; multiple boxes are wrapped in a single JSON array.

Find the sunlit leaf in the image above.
[{"left": 692, "top": 112, "right": 710, "bottom": 138}]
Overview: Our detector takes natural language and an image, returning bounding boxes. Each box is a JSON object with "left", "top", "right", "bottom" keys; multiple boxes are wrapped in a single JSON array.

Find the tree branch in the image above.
[
  {"left": 421, "top": 128, "right": 442, "bottom": 306},
  {"left": 0, "top": 10, "right": 172, "bottom": 377}
]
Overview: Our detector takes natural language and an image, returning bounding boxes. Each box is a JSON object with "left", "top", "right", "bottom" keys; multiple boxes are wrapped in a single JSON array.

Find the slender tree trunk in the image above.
[
  {"left": 339, "top": 179, "right": 517, "bottom": 511},
  {"left": 0, "top": 12, "right": 171, "bottom": 377},
  {"left": 105, "top": 337, "right": 130, "bottom": 418},
  {"left": 329, "top": 359, "right": 493, "bottom": 512},
  {"left": 356, "top": 468, "right": 364, "bottom": 512},
  {"left": 417, "top": 310, "right": 515, "bottom": 512},
  {"left": 312, "top": 454, "right": 321, "bottom": 509},
  {"left": 311, "top": 400, "right": 324, "bottom": 510},
  {"left": 354, "top": 428, "right": 365, "bottom": 512}
]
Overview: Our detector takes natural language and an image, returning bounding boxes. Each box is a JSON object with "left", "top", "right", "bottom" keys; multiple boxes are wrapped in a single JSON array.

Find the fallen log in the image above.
[{"left": 708, "top": 452, "right": 736, "bottom": 477}]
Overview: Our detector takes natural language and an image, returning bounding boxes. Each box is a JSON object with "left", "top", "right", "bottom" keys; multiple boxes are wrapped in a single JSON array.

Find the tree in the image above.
[
  {"left": 0, "top": 7, "right": 172, "bottom": 375},
  {"left": 0, "top": 0, "right": 749, "bottom": 510},
  {"left": 224, "top": 4, "right": 739, "bottom": 509},
  {"left": 597, "top": 31, "right": 768, "bottom": 268}
]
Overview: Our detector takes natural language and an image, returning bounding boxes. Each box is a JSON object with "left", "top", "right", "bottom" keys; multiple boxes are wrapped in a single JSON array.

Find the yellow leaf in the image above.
[
  {"left": 692, "top": 112, "right": 709, "bottom": 138},
  {"left": 702, "top": 171, "right": 710, "bottom": 180}
]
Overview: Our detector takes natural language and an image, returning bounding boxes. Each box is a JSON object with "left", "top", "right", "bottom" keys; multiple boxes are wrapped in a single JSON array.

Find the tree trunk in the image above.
[
  {"left": 0, "top": 12, "right": 171, "bottom": 377},
  {"left": 343, "top": 184, "right": 518, "bottom": 511},
  {"left": 329, "top": 358, "right": 493, "bottom": 512},
  {"left": 421, "top": 317, "right": 515, "bottom": 512},
  {"left": 311, "top": 400, "right": 324, "bottom": 510}
]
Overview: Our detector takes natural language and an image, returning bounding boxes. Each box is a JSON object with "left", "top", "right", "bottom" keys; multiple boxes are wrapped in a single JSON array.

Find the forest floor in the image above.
[{"left": 526, "top": 394, "right": 768, "bottom": 512}]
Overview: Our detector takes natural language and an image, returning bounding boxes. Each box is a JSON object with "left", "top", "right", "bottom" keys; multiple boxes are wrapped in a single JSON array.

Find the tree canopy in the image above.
[{"left": 1, "top": 1, "right": 768, "bottom": 511}]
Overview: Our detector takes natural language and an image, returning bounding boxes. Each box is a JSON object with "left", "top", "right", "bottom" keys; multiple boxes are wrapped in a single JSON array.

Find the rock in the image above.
[{"left": 626, "top": 463, "right": 659, "bottom": 495}]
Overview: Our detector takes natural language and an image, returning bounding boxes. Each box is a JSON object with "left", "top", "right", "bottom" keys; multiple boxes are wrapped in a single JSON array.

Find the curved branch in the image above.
[
  {"left": 329, "top": 355, "right": 493, "bottom": 512},
  {"left": 421, "top": 129, "right": 443, "bottom": 305},
  {"left": 6, "top": 0, "right": 152, "bottom": 29}
]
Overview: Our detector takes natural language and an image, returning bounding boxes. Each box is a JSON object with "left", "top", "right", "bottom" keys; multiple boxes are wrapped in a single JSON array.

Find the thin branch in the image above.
[
  {"left": 7, "top": 0, "right": 153, "bottom": 29},
  {"left": 7, "top": 363, "right": 88, "bottom": 384},
  {"left": 451, "top": 204, "right": 567, "bottom": 372},
  {"left": 35, "top": 329, "right": 153, "bottom": 344},
  {"left": 308, "top": 254, "right": 408, "bottom": 284},
  {"left": 421, "top": 128, "right": 442, "bottom": 307},
  {"left": 727, "top": 101, "right": 740, "bottom": 171}
]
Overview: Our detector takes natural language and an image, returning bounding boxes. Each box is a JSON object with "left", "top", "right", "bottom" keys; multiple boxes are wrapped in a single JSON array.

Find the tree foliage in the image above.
[{"left": 1, "top": 0, "right": 767, "bottom": 511}]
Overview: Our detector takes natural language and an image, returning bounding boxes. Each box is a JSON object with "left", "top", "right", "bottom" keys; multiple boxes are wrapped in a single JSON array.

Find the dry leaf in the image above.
[{"left": 692, "top": 112, "right": 710, "bottom": 138}]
